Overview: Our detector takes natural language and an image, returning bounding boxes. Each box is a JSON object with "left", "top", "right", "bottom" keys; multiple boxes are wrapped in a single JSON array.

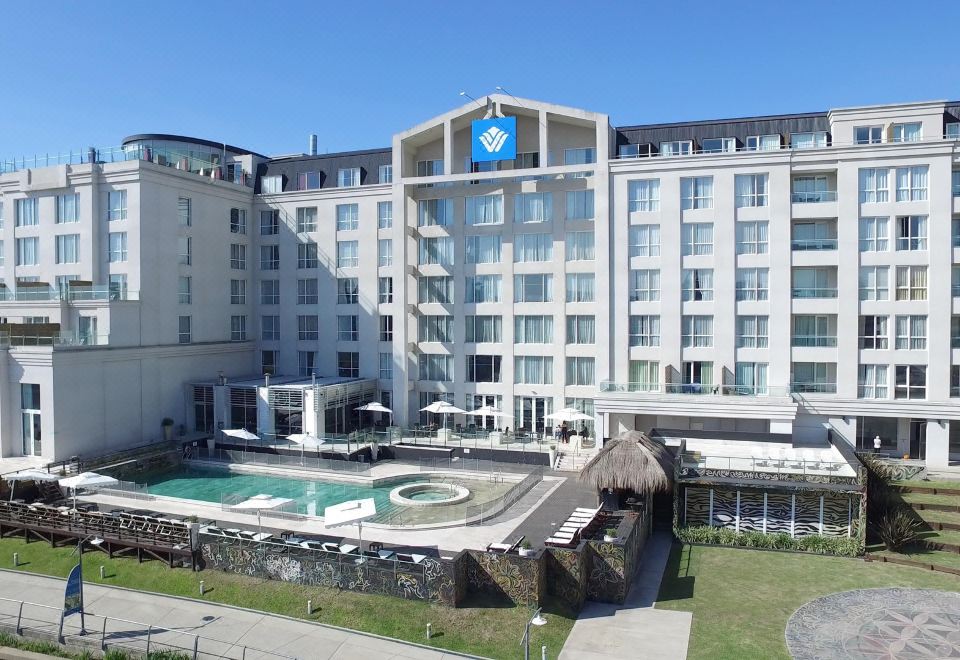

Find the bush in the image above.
[
  {"left": 873, "top": 507, "right": 922, "bottom": 551},
  {"left": 674, "top": 525, "right": 862, "bottom": 557}
]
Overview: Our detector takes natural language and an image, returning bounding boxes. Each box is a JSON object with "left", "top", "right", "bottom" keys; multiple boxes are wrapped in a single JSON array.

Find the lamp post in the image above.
[
  {"left": 71, "top": 534, "right": 104, "bottom": 634},
  {"left": 521, "top": 607, "right": 547, "bottom": 660}
]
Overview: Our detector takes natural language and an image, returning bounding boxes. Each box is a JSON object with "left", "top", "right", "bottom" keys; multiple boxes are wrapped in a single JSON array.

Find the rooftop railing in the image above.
[
  {"left": 0, "top": 286, "right": 138, "bottom": 302},
  {"left": 598, "top": 382, "right": 791, "bottom": 397},
  {"left": 0, "top": 331, "right": 110, "bottom": 348},
  {"left": 680, "top": 452, "right": 854, "bottom": 478}
]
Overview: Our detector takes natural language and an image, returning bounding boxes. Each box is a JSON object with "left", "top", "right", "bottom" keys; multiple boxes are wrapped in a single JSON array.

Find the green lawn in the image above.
[
  {"left": 900, "top": 492, "right": 960, "bottom": 507},
  {"left": 0, "top": 538, "right": 574, "bottom": 660},
  {"left": 892, "top": 479, "right": 960, "bottom": 490},
  {"left": 655, "top": 543, "right": 960, "bottom": 660}
]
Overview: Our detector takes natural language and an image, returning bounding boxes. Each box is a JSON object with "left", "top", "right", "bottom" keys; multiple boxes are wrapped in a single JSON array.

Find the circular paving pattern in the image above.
[{"left": 786, "top": 588, "right": 960, "bottom": 659}]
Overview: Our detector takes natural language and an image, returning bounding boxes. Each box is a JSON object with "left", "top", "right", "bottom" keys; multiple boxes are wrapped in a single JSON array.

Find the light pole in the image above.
[
  {"left": 71, "top": 534, "right": 104, "bottom": 634},
  {"left": 521, "top": 607, "right": 547, "bottom": 660}
]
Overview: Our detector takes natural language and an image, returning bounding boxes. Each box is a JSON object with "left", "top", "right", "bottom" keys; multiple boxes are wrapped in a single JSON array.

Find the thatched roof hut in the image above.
[{"left": 578, "top": 430, "right": 673, "bottom": 495}]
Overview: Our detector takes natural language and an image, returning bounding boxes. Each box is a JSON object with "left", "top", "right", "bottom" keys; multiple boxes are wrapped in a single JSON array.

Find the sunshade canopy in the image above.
[
  {"left": 287, "top": 433, "right": 326, "bottom": 448},
  {"left": 545, "top": 408, "right": 594, "bottom": 423},
  {"left": 355, "top": 402, "right": 393, "bottom": 414},
  {"left": 419, "top": 401, "right": 466, "bottom": 414},
  {"left": 5, "top": 469, "right": 59, "bottom": 483},
  {"left": 222, "top": 429, "right": 260, "bottom": 441},
  {"left": 465, "top": 406, "right": 513, "bottom": 418},
  {"left": 231, "top": 493, "right": 294, "bottom": 510},
  {"left": 58, "top": 472, "right": 119, "bottom": 490},
  {"left": 324, "top": 497, "right": 377, "bottom": 527}
]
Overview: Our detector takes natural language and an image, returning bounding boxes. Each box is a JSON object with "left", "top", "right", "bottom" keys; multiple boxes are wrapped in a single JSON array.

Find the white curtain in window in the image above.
[
  {"left": 629, "top": 224, "right": 660, "bottom": 256},
  {"left": 515, "top": 275, "right": 553, "bottom": 302},
  {"left": 514, "top": 234, "right": 552, "bottom": 262},
  {"left": 466, "top": 275, "right": 501, "bottom": 303},
  {"left": 567, "top": 316, "right": 596, "bottom": 343},
  {"left": 515, "top": 316, "right": 553, "bottom": 343},
  {"left": 565, "top": 231, "right": 595, "bottom": 260},
  {"left": 466, "top": 195, "right": 503, "bottom": 225},
  {"left": 566, "top": 358, "right": 595, "bottom": 386},
  {"left": 566, "top": 274, "right": 595, "bottom": 302},
  {"left": 466, "top": 235, "right": 502, "bottom": 264},
  {"left": 515, "top": 193, "right": 552, "bottom": 223},
  {"left": 516, "top": 357, "right": 553, "bottom": 384},
  {"left": 629, "top": 361, "right": 659, "bottom": 390}
]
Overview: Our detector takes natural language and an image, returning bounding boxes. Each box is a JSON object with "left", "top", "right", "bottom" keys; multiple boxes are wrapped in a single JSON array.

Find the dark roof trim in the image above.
[
  {"left": 268, "top": 147, "right": 391, "bottom": 163},
  {"left": 616, "top": 110, "right": 827, "bottom": 132},
  {"left": 121, "top": 133, "right": 265, "bottom": 158}
]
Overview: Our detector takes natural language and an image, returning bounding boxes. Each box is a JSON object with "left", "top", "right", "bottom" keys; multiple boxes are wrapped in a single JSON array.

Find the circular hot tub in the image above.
[{"left": 389, "top": 482, "right": 471, "bottom": 507}]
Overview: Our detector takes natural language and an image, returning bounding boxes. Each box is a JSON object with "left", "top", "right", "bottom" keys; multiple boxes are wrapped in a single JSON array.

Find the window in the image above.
[
  {"left": 419, "top": 354, "right": 453, "bottom": 381},
  {"left": 337, "top": 241, "right": 358, "bottom": 268},
  {"left": 790, "top": 132, "right": 828, "bottom": 149},
  {"left": 566, "top": 357, "right": 595, "bottom": 386},
  {"left": 298, "top": 171, "right": 320, "bottom": 190},
  {"left": 230, "top": 208, "right": 246, "bottom": 234},
  {"left": 261, "top": 315, "right": 280, "bottom": 341},
  {"left": 895, "top": 166, "right": 928, "bottom": 202},
  {"left": 793, "top": 267, "right": 836, "bottom": 298},
  {"left": 658, "top": 140, "right": 691, "bottom": 156},
  {"left": 515, "top": 152, "right": 540, "bottom": 169},
  {"left": 336, "top": 204, "right": 359, "bottom": 231},
  {"left": 514, "top": 315, "right": 553, "bottom": 343},
  {"left": 260, "top": 210, "right": 279, "bottom": 235},
  {"left": 107, "top": 191, "right": 126, "bottom": 221},
  {"left": 895, "top": 266, "right": 927, "bottom": 301},
  {"left": 567, "top": 315, "right": 596, "bottom": 345},
  {"left": 628, "top": 315, "right": 659, "bottom": 347},
  {"left": 297, "top": 315, "right": 319, "bottom": 340},
  {"left": 746, "top": 134, "right": 780, "bottom": 151},
  {"left": 338, "top": 315, "right": 358, "bottom": 341},
  {"left": 56, "top": 194, "right": 79, "bottom": 223},
  {"left": 792, "top": 175, "right": 832, "bottom": 203},
  {"left": 955, "top": 267, "right": 960, "bottom": 297},
  {"left": 419, "top": 276, "right": 454, "bottom": 303},
  {"left": 15, "top": 198, "right": 38, "bottom": 226},
  {"left": 895, "top": 315, "right": 927, "bottom": 350},
  {"left": 565, "top": 231, "right": 594, "bottom": 261},
  {"left": 953, "top": 316, "right": 960, "bottom": 349},
  {"left": 735, "top": 174, "right": 768, "bottom": 207},
  {"left": 337, "top": 277, "right": 358, "bottom": 304},
  {"left": 794, "top": 219, "right": 840, "bottom": 252},
  {"left": 735, "top": 362, "right": 769, "bottom": 395},
  {"left": 55, "top": 234, "right": 79, "bottom": 264},
  {"left": 564, "top": 148, "right": 596, "bottom": 165},
  {"left": 895, "top": 215, "right": 927, "bottom": 250},
  {"left": 261, "top": 280, "right": 279, "bottom": 305},
  {"left": 296, "top": 207, "right": 317, "bottom": 233},
  {"left": 855, "top": 126, "right": 883, "bottom": 144},
  {"left": 565, "top": 273, "right": 595, "bottom": 302},
  {"left": 465, "top": 235, "right": 502, "bottom": 264},
  {"left": 379, "top": 353, "right": 393, "bottom": 380},
  {"left": 230, "top": 315, "right": 247, "bottom": 341},
  {"left": 858, "top": 365, "right": 888, "bottom": 398},
  {"left": 513, "top": 233, "right": 551, "bottom": 262},
  {"left": 859, "top": 315, "right": 888, "bottom": 349},
  {"left": 260, "top": 351, "right": 278, "bottom": 376},
  {"left": 464, "top": 315, "right": 501, "bottom": 343},
  {"left": 736, "top": 221, "right": 769, "bottom": 254},
  {"left": 418, "top": 315, "right": 454, "bottom": 342},
  {"left": 682, "top": 361, "right": 714, "bottom": 387},
  {"left": 418, "top": 237, "right": 453, "bottom": 265},
  {"left": 736, "top": 315, "right": 768, "bottom": 348},
  {"left": 338, "top": 167, "right": 360, "bottom": 187},
  {"left": 792, "top": 362, "right": 836, "bottom": 393},
  {"left": 298, "top": 351, "right": 316, "bottom": 377},
  {"left": 261, "top": 175, "right": 282, "bottom": 194},
  {"left": 260, "top": 244, "right": 278, "bottom": 270},
  {"left": 892, "top": 123, "right": 922, "bottom": 143},
  {"left": 859, "top": 217, "right": 889, "bottom": 251},
  {"left": 701, "top": 137, "right": 736, "bottom": 153},
  {"left": 178, "top": 197, "right": 191, "bottom": 227},
  {"left": 418, "top": 199, "right": 453, "bottom": 226},
  {"left": 735, "top": 268, "right": 769, "bottom": 301},
  {"left": 682, "top": 268, "right": 714, "bottom": 301},
  {"left": 859, "top": 168, "right": 889, "bottom": 203},
  {"left": 417, "top": 159, "right": 443, "bottom": 177},
  {"left": 953, "top": 367, "right": 960, "bottom": 398},
  {"left": 465, "top": 275, "right": 501, "bottom": 303},
  {"left": 466, "top": 194, "right": 503, "bottom": 225},
  {"left": 379, "top": 277, "right": 393, "bottom": 304},
  {"left": 629, "top": 269, "right": 660, "bottom": 302},
  {"left": 514, "top": 274, "right": 553, "bottom": 302},
  {"left": 565, "top": 190, "right": 594, "bottom": 220},
  {"left": 626, "top": 224, "right": 660, "bottom": 257},
  {"left": 178, "top": 316, "right": 191, "bottom": 344},
  {"left": 514, "top": 356, "right": 553, "bottom": 384},
  {"left": 466, "top": 355, "right": 502, "bottom": 383},
  {"left": 377, "top": 201, "right": 392, "bottom": 229},
  {"left": 628, "top": 360, "right": 660, "bottom": 391},
  {"left": 108, "top": 232, "right": 127, "bottom": 262},
  {"left": 108, "top": 274, "right": 127, "bottom": 298},
  {"left": 338, "top": 352, "right": 360, "bottom": 377},
  {"left": 378, "top": 239, "right": 393, "bottom": 267},
  {"left": 297, "top": 278, "right": 318, "bottom": 304},
  {"left": 793, "top": 315, "right": 836, "bottom": 347},
  {"left": 628, "top": 180, "right": 660, "bottom": 212},
  {"left": 515, "top": 192, "right": 553, "bottom": 223},
  {"left": 379, "top": 316, "right": 394, "bottom": 342},
  {"left": 379, "top": 164, "right": 393, "bottom": 184},
  {"left": 230, "top": 279, "right": 246, "bottom": 304},
  {"left": 229, "top": 244, "right": 246, "bottom": 270},
  {"left": 681, "top": 177, "right": 713, "bottom": 210},
  {"left": 681, "top": 223, "right": 713, "bottom": 256},
  {"left": 859, "top": 266, "right": 889, "bottom": 301},
  {"left": 954, "top": 171, "right": 960, "bottom": 197},
  {"left": 948, "top": 123, "right": 960, "bottom": 139},
  {"left": 0, "top": 240, "right": 4, "bottom": 267},
  {"left": 681, "top": 315, "right": 713, "bottom": 347},
  {"left": 895, "top": 365, "right": 926, "bottom": 399},
  {"left": 178, "top": 276, "right": 192, "bottom": 304}
]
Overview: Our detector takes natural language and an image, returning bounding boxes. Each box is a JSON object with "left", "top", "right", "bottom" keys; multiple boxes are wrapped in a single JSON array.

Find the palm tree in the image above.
[{"left": 578, "top": 430, "right": 673, "bottom": 509}]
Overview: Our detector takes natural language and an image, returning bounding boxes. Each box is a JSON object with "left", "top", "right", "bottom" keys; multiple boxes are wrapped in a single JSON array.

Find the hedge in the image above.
[{"left": 674, "top": 525, "right": 863, "bottom": 557}]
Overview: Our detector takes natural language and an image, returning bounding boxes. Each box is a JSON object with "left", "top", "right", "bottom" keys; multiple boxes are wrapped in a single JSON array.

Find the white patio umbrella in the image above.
[
  {"left": 221, "top": 428, "right": 260, "bottom": 451},
  {"left": 5, "top": 469, "right": 59, "bottom": 501},
  {"left": 355, "top": 402, "right": 393, "bottom": 427},
  {"left": 324, "top": 497, "right": 377, "bottom": 563},
  {"left": 544, "top": 407, "right": 594, "bottom": 423},
  {"left": 465, "top": 406, "right": 513, "bottom": 431},
  {"left": 59, "top": 472, "right": 119, "bottom": 510},
  {"left": 287, "top": 433, "right": 326, "bottom": 464},
  {"left": 419, "top": 401, "right": 466, "bottom": 430},
  {"left": 231, "top": 493, "right": 294, "bottom": 537}
]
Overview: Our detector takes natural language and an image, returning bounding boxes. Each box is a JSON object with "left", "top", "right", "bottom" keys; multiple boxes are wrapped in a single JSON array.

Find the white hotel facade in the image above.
[{"left": 1, "top": 95, "right": 959, "bottom": 467}]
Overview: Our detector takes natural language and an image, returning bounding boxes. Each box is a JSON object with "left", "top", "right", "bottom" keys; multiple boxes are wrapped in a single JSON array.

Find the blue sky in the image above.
[{"left": 2, "top": 0, "right": 958, "bottom": 158}]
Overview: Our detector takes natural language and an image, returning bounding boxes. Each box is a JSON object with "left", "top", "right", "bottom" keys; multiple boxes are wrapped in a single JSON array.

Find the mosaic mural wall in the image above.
[
  {"left": 544, "top": 547, "right": 586, "bottom": 611},
  {"left": 584, "top": 511, "right": 648, "bottom": 605},
  {"left": 681, "top": 486, "right": 857, "bottom": 537},
  {"left": 461, "top": 549, "right": 543, "bottom": 606}
]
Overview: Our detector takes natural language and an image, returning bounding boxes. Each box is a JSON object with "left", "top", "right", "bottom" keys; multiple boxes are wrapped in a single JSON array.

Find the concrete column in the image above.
[
  {"left": 897, "top": 417, "right": 910, "bottom": 458},
  {"left": 256, "top": 386, "right": 273, "bottom": 440},
  {"left": 538, "top": 110, "right": 549, "bottom": 167},
  {"left": 925, "top": 419, "right": 950, "bottom": 468},
  {"left": 213, "top": 385, "right": 228, "bottom": 432},
  {"left": 443, "top": 120, "right": 453, "bottom": 176}
]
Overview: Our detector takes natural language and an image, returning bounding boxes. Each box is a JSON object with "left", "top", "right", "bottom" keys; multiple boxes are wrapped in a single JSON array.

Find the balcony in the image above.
[
  {"left": 790, "top": 382, "right": 837, "bottom": 394},
  {"left": 0, "top": 285, "right": 138, "bottom": 303},
  {"left": 599, "top": 382, "right": 791, "bottom": 397},
  {"left": 0, "top": 330, "right": 109, "bottom": 348},
  {"left": 792, "top": 336, "right": 837, "bottom": 347},
  {"left": 792, "top": 288, "right": 837, "bottom": 299},
  {"left": 791, "top": 238, "right": 838, "bottom": 251},
  {"left": 791, "top": 190, "right": 837, "bottom": 203}
]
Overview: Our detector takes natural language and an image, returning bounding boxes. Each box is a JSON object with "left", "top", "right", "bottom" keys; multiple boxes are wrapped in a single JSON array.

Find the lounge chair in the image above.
[
  {"left": 319, "top": 542, "right": 340, "bottom": 553},
  {"left": 544, "top": 535, "right": 578, "bottom": 548},
  {"left": 338, "top": 543, "right": 359, "bottom": 555},
  {"left": 486, "top": 535, "right": 525, "bottom": 553}
]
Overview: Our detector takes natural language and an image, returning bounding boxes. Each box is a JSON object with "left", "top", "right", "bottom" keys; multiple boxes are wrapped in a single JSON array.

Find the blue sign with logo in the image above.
[
  {"left": 471, "top": 117, "right": 517, "bottom": 162},
  {"left": 63, "top": 563, "right": 83, "bottom": 616}
]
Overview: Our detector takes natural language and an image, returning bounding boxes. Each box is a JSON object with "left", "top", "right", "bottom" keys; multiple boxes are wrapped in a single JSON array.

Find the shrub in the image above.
[
  {"left": 873, "top": 507, "right": 922, "bottom": 551},
  {"left": 675, "top": 525, "right": 862, "bottom": 557}
]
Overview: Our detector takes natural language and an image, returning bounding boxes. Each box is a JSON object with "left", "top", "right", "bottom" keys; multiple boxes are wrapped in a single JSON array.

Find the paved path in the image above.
[
  {"left": 0, "top": 570, "right": 478, "bottom": 659},
  {"left": 506, "top": 472, "right": 596, "bottom": 548},
  {"left": 559, "top": 532, "right": 691, "bottom": 660}
]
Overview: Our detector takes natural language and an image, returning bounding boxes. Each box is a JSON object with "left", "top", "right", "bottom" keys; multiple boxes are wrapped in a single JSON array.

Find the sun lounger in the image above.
[
  {"left": 338, "top": 544, "right": 359, "bottom": 555},
  {"left": 377, "top": 550, "right": 395, "bottom": 560},
  {"left": 486, "top": 535, "right": 525, "bottom": 554},
  {"left": 544, "top": 536, "right": 578, "bottom": 548},
  {"left": 320, "top": 542, "right": 340, "bottom": 553}
]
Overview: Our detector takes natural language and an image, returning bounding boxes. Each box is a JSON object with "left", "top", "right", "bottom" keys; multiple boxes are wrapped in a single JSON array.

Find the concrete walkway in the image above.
[
  {"left": 0, "top": 570, "right": 478, "bottom": 659},
  {"left": 558, "top": 532, "right": 691, "bottom": 660}
]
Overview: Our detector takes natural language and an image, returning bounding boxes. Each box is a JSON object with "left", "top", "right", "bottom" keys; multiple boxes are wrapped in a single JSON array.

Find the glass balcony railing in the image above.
[
  {"left": 790, "top": 382, "right": 837, "bottom": 394},
  {"left": 791, "top": 191, "right": 838, "bottom": 203},
  {"left": 0, "top": 286, "right": 138, "bottom": 302},
  {"left": 0, "top": 331, "right": 109, "bottom": 348},
  {"left": 598, "top": 382, "right": 790, "bottom": 396},
  {"left": 791, "top": 238, "right": 838, "bottom": 251},
  {"left": 791, "top": 336, "right": 838, "bottom": 347},
  {"left": 792, "top": 287, "right": 838, "bottom": 299}
]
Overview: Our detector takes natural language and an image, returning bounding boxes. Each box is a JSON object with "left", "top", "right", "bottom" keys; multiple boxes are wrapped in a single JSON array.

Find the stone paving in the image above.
[{"left": 785, "top": 588, "right": 960, "bottom": 659}]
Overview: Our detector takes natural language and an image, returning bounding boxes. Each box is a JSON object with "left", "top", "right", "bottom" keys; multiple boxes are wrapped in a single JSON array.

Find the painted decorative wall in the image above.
[
  {"left": 462, "top": 550, "right": 543, "bottom": 606},
  {"left": 583, "top": 511, "right": 648, "bottom": 604}
]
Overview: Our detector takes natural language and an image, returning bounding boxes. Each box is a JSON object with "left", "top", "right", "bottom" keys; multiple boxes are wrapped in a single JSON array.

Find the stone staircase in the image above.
[{"left": 554, "top": 450, "right": 590, "bottom": 472}]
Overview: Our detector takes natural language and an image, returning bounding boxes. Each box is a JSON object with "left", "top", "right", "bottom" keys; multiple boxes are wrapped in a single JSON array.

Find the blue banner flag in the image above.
[{"left": 63, "top": 563, "right": 83, "bottom": 616}]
